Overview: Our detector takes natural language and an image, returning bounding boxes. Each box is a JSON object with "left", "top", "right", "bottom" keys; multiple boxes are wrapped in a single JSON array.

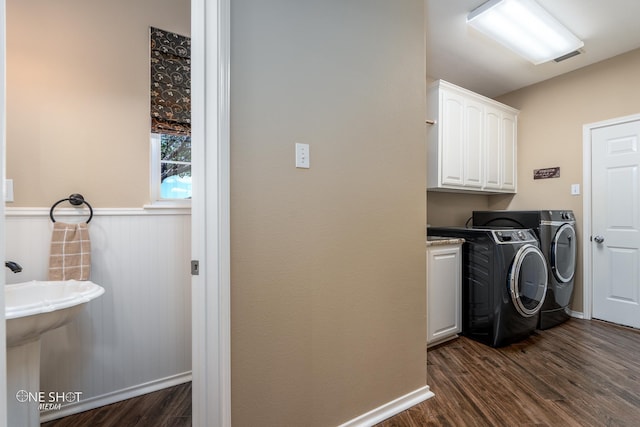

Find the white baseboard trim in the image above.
[
  {"left": 337, "top": 385, "right": 435, "bottom": 427},
  {"left": 570, "top": 310, "right": 585, "bottom": 319},
  {"left": 39, "top": 372, "right": 192, "bottom": 422}
]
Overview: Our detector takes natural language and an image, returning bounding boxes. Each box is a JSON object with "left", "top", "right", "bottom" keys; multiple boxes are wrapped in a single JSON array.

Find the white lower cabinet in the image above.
[{"left": 426, "top": 242, "right": 462, "bottom": 346}]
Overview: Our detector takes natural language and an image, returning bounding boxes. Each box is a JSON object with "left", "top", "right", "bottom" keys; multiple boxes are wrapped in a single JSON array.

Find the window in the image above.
[
  {"left": 149, "top": 27, "right": 191, "bottom": 204},
  {"left": 151, "top": 133, "right": 192, "bottom": 201}
]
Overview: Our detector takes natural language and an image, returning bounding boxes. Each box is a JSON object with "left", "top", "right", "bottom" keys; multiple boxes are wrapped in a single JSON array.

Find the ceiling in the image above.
[{"left": 426, "top": 0, "right": 640, "bottom": 98}]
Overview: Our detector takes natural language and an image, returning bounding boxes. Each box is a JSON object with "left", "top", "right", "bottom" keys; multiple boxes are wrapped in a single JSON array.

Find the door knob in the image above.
[{"left": 594, "top": 235, "right": 605, "bottom": 244}]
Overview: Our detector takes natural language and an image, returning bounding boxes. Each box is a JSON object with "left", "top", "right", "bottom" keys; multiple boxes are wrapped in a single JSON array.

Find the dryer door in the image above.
[
  {"left": 509, "top": 245, "right": 548, "bottom": 317},
  {"left": 551, "top": 223, "right": 577, "bottom": 283}
]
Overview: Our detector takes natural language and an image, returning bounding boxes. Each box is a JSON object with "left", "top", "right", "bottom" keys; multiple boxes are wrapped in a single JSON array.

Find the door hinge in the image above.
[{"left": 191, "top": 260, "right": 200, "bottom": 276}]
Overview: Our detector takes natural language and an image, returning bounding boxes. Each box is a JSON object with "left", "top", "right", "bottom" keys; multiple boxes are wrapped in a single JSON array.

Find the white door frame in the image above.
[
  {"left": 191, "top": 0, "right": 232, "bottom": 426},
  {"left": 1, "top": 0, "right": 8, "bottom": 424},
  {"left": 582, "top": 113, "right": 640, "bottom": 321}
]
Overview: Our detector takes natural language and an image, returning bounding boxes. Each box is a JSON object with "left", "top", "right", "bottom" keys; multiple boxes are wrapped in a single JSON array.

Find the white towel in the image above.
[{"left": 48, "top": 222, "right": 91, "bottom": 281}]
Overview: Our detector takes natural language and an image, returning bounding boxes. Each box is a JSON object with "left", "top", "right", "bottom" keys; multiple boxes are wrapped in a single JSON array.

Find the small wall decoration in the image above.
[{"left": 533, "top": 167, "right": 560, "bottom": 180}]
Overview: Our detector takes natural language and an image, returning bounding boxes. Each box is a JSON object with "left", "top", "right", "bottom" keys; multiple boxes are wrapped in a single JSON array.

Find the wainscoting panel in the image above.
[{"left": 5, "top": 208, "right": 192, "bottom": 420}]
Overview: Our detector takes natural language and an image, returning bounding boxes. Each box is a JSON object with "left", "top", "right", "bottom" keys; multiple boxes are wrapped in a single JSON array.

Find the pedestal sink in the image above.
[{"left": 5, "top": 280, "right": 105, "bottom": 427}]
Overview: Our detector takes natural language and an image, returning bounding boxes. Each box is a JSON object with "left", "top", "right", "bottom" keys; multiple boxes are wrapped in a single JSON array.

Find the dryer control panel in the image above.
[
  {"left": 492, "top": 229, "right": 537, "bottom": 244},
  {"left": 541, "top": 210, "right": 575, "bottom": 222}
]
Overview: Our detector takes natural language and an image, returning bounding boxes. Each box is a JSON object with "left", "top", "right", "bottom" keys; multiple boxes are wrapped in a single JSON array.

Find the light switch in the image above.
[
  {"left": 295, "top": 143, "right": 310, "bottom": 169},
  {"left": 571, "top": 183, "right": 580, "bottom": 195},
  {"left": 5, "top": 179, "right": 14, "bottom": 202}
]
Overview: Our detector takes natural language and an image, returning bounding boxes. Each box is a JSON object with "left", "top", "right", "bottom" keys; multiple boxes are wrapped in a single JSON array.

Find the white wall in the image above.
[{"left": 5, "top": 209, "right": 191, "bottom": 421}]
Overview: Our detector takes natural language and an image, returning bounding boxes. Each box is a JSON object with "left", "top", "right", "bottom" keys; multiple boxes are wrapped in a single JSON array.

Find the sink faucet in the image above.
[{"left": 5, "top": 261, "right": 22, "bottom": 273}]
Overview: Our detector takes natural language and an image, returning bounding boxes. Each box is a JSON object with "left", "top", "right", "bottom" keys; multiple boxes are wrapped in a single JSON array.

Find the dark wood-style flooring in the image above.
[
  {"left": 378, "top": 318, "right": 640, "bottom": 427},
  {"left": 40, "top": 382, "right": 191, "bottom": 427},
  {"left": 41, "top": 319, "right": 640, "bottom": 426}
]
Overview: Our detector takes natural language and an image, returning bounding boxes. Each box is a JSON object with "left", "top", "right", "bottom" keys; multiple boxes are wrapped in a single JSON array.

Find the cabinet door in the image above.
[
  {"left": 427, "top": 245, "right": 462, "bottom": 345},
  {"left": 501, "top": 113, "right": 517, "bottom": 191},
  {"left": 464, "top": 100, "right": 484, "bottom": 188},
  {"left": 484, "top": 107, "right": 502, "bottom": 190},
  {"left": 440, "top": 90, "right": 465, "bottom": 186},
  {"left": 428, "top": 80, "right": 518, "bottom": 194}
]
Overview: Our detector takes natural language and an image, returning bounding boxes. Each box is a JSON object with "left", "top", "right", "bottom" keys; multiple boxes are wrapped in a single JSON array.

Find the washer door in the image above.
[
  {"left": 509, "top": 244, "right": 548, "bottom": 317},
  {"left": 551, "top": 223, "right": 577, "bottom": 283}
]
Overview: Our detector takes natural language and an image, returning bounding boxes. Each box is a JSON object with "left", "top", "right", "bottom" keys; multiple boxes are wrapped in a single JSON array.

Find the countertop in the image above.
[{"left": 426, "top": 236, "right": 465, "bottom": 247}]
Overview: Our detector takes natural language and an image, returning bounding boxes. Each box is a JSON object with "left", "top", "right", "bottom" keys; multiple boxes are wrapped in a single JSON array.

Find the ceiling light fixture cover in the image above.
[{"left": 467, "top": 0, "right": 584, "bottom": 65}]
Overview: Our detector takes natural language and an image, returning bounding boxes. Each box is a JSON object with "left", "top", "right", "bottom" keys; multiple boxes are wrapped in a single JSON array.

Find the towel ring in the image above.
[{"left": 49, "top": 193, "right": 94, "bottom": 223}]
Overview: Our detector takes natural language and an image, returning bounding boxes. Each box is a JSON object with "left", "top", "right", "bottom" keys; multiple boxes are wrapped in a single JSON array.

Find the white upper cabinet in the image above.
[{"left": 427, "top": 80, "right": 518, "bottom": 194}]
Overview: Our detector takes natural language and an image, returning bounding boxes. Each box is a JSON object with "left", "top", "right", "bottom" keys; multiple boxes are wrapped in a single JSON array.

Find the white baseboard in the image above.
[
  {"left": 39, "top": 372, "right": 192, "bottom": 423},
  {"left": 337, "top": 385, "right": 435, "bottom": 427},
  {"left": 570, "top": 310, "right": 585, "bottom": 319}
]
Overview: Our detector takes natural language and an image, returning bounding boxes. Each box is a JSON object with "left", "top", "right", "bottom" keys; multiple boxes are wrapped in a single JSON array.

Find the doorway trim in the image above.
[
  {"left": 191, "top": 0, "right": 231, "bottom": 426},
  {"left": 582, "top": 113, "right": 640, "bottom": 322},
  {"left": 1, "top": 0, "right": 7, "bottom": 424}
]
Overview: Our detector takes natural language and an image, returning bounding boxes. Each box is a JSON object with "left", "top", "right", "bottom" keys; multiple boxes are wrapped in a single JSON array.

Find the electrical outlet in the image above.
[{"left": 295, "top": 143, "right": 310, "bottom": 169}]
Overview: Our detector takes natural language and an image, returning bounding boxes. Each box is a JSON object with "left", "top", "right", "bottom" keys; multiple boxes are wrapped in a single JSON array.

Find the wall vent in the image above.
[{"left": 554, "top": 49, "right": 583, "bottom": 63}]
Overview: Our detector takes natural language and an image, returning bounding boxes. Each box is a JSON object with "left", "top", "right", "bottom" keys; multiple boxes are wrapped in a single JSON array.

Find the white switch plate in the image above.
[
  {"left": 571, "top": 183, "right": 580, "bottom": 195},
  {"left": 295, "top": 143, "right": 310, "bottom": 169},
  {"left": 5, "top": 179, "right": 14, "bottom": 202}
]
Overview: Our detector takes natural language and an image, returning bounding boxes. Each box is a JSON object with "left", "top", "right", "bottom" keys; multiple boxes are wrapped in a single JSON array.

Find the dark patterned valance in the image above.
[{"left": 150, "top": 27, "right": 191, "bottom": 136}]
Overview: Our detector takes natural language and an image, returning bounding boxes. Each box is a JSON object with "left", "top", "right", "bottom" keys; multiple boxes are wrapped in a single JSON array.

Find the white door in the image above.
[{"left": 591, "top": 119, "right": 640, "bottom": 328}]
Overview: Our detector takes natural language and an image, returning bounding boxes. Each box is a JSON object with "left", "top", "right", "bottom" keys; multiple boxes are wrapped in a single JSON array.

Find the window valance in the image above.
[{"left": 150, "top": 27, "right": 191, "bottom": 136}]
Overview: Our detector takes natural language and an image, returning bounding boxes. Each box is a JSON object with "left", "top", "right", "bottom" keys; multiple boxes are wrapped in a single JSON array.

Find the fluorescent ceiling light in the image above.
[{"left": 467, "top": 0, "right": 584, "bottom": 65}]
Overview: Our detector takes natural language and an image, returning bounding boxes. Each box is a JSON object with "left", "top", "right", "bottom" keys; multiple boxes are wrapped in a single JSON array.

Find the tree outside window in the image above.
[{"left": 160, "top": 134, "right": 191, "bottom": 199}]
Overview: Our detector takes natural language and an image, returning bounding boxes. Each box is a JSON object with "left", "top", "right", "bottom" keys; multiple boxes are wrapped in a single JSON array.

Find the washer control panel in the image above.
[
  {"left": 492, "top": 229, "right": 537, "bottom": 244},
  {"left": 542, "top": 210, "right": 575, "bottom": 222}
]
